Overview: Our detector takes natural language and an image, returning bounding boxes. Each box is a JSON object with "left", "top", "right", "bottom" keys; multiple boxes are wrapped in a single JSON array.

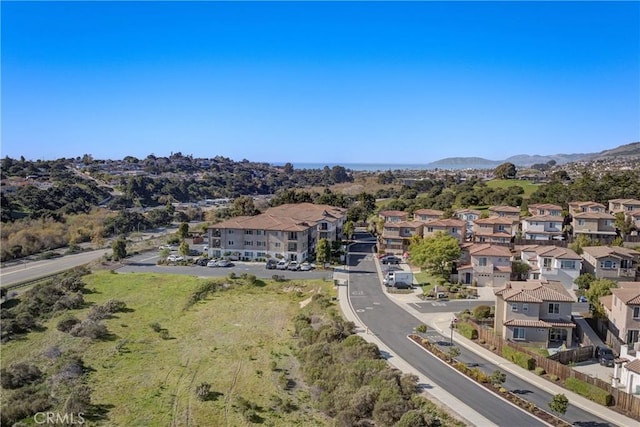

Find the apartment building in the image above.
[
  {"left": 457, "top": 243, "right": 512, "bottom": 287},
  {"left": 472, "top": 217, "right": 519, "bottom": 243},
  {"left": 581, "top": 246, "right": 640, "bottom": 281},
  {"left": 519, "top": 245, "right": 582, "bottom": 290},
  {"left": 379, "top": 221, "right": 423, "bottom": 255}
]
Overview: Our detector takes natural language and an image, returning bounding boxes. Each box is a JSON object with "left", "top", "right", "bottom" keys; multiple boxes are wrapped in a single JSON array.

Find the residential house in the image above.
[
  {"left": 472, "top": 217, "right": 519, "bottom": 243},
  {"left": 494, "top": 281, "right": 576, "bottom": 347},
  {"left": 454, "top": 208, "right": 481, "bottom": 239},
  {"left": 422, "top": 218, "right": 466, "bottom": 243},
  {"left": 528, "top": 203, "right": 563, "bottom": 217},
  {"left": 378, "top": 210, "right": 409, "bottom": 223},
  {"left": 519, "top": 245, "right": 582, "bottom": 289},
  {"left": 413, "top": 208, "right": 444, "bottom": 223},
  {"left": 457, "top": 244, "right": 512, "bottom": 287},
  {"left": 609, "top": 199, "right": 640, "bottom": 216},
  {"left": 379, "top": 221, "right": 423, "bottom": 256},
  {"left": 600, "top": 282, "right": 640, "bottom": 349},
  {"left": 571, "top": 211, "right": 617, "bottom": 241},
  {"left": 581, "top": 246, "right": 639, "bottom": 281},
  {"left": 207, "top": 203, "right": 347, "bottom": 262},
  {"left": 569, "top": 201, "right": 607, "bottom": 215},
  {"left": 613, "top": 343, "right": 640, "bottom": 395},
  {"left": 521, "top": 215, "right": 565, "bottom": 241},
  {"left": 488, "top": 205, "right": 521, "bottom": 219}
]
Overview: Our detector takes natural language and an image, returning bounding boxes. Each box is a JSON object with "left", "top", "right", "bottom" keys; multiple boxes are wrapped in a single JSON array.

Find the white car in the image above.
[
  {"left": 276, "top": 260, "right": 289, "bottom": 270},
  {"left": 167, "top": 255, "right": 184, "bottom": 262},
  {"left": 299, "top": 262, "right": 314, "bottom": 271},
  {"left": 287, "top": 261, "right": 299, "bottom": 271}
]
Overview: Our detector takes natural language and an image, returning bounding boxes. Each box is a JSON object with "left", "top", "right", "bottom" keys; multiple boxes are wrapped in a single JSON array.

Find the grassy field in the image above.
[
  {"left": 484, "top": 179, "right": 540, "bottom": 199},
  {"left": 1, "top": 271, "right": 336, "bottom": 426}
]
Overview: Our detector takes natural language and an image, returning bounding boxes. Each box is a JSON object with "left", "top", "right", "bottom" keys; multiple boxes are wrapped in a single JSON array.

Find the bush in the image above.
[
  {"left": 195, "top": 382, "right": 212, "bottom": 401},
  {"left": 472, "top": 305, "right": 492, "bottom": 319},
  {"left": 150, "top": 322, "right": 162, "bottom": 332},
  {"left": 103, "top": 299, "right": 127, "bottom": 313},
  {"left": 565, "top": 377, "right": 613, "bottom": 406},
  {"left": 502, "top": 346, "right": 536, "bottom": 370},
  {"left": 416, "top": 324, "right": 427, "bottom": 333},
  {"left": 159, "top": 329, "right": 171, "bottom": 340},
  {"left": 69, "top": 319, "right": 109, "bottom": 339},
  {"left": 56, "top": 315, "right": 81, "bottom": 333},
  {"left": 456, "top": 322, "right": 478, "bottom": 340},
  {"left": 534, "top": 367, "right": 546, "bottom": 376},
  {"left": 1, "top": 363, "right": 43, "bottom": 389}
]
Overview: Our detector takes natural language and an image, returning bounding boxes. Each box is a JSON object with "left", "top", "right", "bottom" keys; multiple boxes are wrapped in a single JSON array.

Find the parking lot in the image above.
[{"left": 119, "top": 252, "right": 334, "bottom": 281}]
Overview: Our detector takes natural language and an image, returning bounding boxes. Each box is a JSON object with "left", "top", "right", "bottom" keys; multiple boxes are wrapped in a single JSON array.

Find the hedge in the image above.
[
  {"left": 564, "top": 377, "right": 614, "bottom": 406},
  {"left": 502, "top": 345, "right": 536, "bottom": 370},
  {"left": 457, "top": 322, "right": 478, "bottom": 340}
]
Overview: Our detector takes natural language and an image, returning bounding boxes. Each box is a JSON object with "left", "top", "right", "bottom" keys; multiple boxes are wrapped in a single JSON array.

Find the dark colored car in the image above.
[
  {"left": 381, "top": 256, "right": 401, "bottom": 265},
  {"left": 265, "top": 259, "right": 278, "bottom": 269},
  {"left": 596, "top": 346, "right": 615, "bottom": 367}
]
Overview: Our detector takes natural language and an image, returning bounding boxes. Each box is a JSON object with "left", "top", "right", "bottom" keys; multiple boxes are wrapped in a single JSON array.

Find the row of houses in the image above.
[
  {"left": 206, "top": 203, "right": 347, "bottom": 261},
  {"left": 378, "top": 199, "right": 640, "bottom": 255}
]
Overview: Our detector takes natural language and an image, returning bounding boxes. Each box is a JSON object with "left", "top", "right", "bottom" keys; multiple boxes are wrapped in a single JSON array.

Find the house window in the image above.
[
  {"left": 274, "top": 242, "right": 281, "bottom": 248},
  {"left": 522, "top": 303, "right": 529, "bottom": 312},
  {"left": 244, "top": 241, "right": 253, "bottom": 246},
  {"left": 513, "top": 328, "right": 526, "bottom": 340},
  {"left": 244, "top": 230, "right": 253, "bottom": 235},
  {"left": 257, "top": 230, "right": 264, "bottom": 235},
  {"left": 560, "top": 260, "right": 576, "bottom": 269},
  {"left": 244, "top": 251, "right": 251, "bottom": 257},
  {"left": 600, "top": 260, "right": 616, "bottom": 269},
  {"left": 548, "top": 303, "right": 560, "bottom": 314},
  {"left": 479, "top": 258, "right": 487, "bottom": 266},
  {"left": 228, "top": 241, "right": 234, "bottom": 245},
  {"left": 427, "top": 227, "right": 434, "bottom": 233},
  {"left": 543, "top": 258, "right": 552, "bottom": 268},
  {"left": 532, "top": 273, "right": 540, "bottom": 280},
  {"left": 577, "top": 219, "right": 585, "bottom": 226},
  {"left": 257, "top": 252, "right": 265, "bottom": 257},
  {"left": 451, "top": 228, "right": 457, "bottom": 233},
  {"left": 633, "top": 307, "right": 640, "bottom": 319},
  {"left": 229, "top": 230, "right": 234, "bottom": 234},
  {"left": 511, "top": 303, "right": 518, "bottom": 312}
]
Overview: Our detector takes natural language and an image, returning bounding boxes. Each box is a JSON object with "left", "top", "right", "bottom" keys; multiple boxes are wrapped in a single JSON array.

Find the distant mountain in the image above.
[
  {"left": 504, "top": 153, "right": 588, "bottom": 166},
  {"left": 583, "top": 141, "right": 640, "bottom": 161},
  {"left": 423, "top": 142, "right": 639, "bottom": 170}
]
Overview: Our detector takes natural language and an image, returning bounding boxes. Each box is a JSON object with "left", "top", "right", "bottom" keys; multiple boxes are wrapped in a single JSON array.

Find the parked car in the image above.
[
  {"left": 167, "top": 255, "right": 184, "bottom": 262},
  {"left": 276, "top": 260, "right": 289, "bottom": 270},
  {"left": 299, "top": 262, "right": 314, "bottom": 271},
  {"left": 381, "top": 255, "right": 401, "bottom": 265},
  {"left": 216, "top": 260, "right": 234, "bottom": 268},
  {"left": 287, "top": 261, "right": 300, "bottom": 271},
  {"left": 596, "top": 346, "right": 615, "bottom": 367},
  {"left": 265, "top": 259, "right": 278, "bottom": 269},
  {"left": 206, "top": 259, "right": 219, "bottom": 267}
]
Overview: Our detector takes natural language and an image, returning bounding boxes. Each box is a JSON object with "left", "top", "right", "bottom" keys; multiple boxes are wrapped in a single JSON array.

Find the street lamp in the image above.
[{"left": 449, "top": 320, "right": 455, "bottom": 345}]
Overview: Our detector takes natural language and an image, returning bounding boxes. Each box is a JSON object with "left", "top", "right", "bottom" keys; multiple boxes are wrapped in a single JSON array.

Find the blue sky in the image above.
[{"left": 2, "top": 1, "right": 639, "bottom": 164}]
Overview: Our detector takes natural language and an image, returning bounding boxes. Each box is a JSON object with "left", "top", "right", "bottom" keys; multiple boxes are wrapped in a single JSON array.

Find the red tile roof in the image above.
[{"left": 496, "top": 281, "right": 575, "bottom": 303}]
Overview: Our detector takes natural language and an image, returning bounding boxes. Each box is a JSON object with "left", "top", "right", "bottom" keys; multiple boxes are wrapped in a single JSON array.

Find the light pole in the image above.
[{"left": 449, "top": 320, "right": 454, "bottom": 346}]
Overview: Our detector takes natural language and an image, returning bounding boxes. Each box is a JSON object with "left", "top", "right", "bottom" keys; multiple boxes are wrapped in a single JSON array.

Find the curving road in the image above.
[{"left": 346, "top": 235, "right": 612, "bottom": 427}]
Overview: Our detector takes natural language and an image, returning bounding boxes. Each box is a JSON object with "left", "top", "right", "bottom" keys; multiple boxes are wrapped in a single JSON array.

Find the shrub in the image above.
[
  {"left": 565, "top": 377, "right": 613, "bottom": 406},
  {"left": 473, "top": 305, "right": 492, "bottom": 319},
  {"left": 502, "top": 346, "right": 535, "bottom": 370},
  {"left": 549, "top": 374, "right": 559, "bottom": 381},
  {"left": 86, "top": 304, "right": 109, "bottom": 321},
  {"left": 416, "top": 324, "right": 427, "bottom": 333},
  {"left": 150, "top": 322, "right": 162, "bottom": 332},
  {"left": 103, "top": 299, "right": 127, "bottom": 313},
  {"left": 534, "top": 367, "right": 546, "bottom": 376},
  {"left": 69, "top": 319, "right": 109, "bottom": 339},
  {"left": 195, "top": 382, "right": 212, "bottom": 401},
  {"left": 159, "top": 329, "right": 171, "bottom": 340},
  {"left": 56, "top": 316, "right": 81, "bottom": 333},
  {"left": 457, "top": 322, "right": 478, "bottom": 340},
  {"left": 1, "top": 363, "right": 43, "bottom": 389}
]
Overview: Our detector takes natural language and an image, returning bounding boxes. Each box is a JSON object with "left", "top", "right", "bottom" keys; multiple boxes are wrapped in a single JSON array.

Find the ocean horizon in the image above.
[{"left": 270, "top": 162, "right": 487, "bottom": 171}]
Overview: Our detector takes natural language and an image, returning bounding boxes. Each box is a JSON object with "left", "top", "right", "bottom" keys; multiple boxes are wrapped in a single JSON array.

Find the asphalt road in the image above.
[{"left": 346, "top": 236, "right": 612, "bottom": 427}]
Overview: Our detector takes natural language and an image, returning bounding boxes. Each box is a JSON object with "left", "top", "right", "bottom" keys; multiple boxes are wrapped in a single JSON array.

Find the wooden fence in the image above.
[{"left": 466, "top": 320, "right": 640, "bottom": 419}]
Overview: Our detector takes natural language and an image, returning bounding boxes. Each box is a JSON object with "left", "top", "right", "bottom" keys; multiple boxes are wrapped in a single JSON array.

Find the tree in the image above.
[
  {"left": 179, "top": 240, "right": 190, "bottom": 257},
  {"left": 615, "top": 212, "right": 633, "bottom": 237},
  {"left": 511, "top": 261, "right": 530, "bottom": 281},
  {"left": 586, "top": 279, "right": 617, "bottom": 317},
  {"left": 490, "top": 370, "right": 506, "bottom": 386},
  {"left": 111, "top": 237, "right": 127, "bottom": 261},
  {"left": 316, "top": 238, "right": 330, "bottom": 266},
  {"left": 447, "top": 346, "right": 460, "bottom": 362},
  {"left": 409, "top": 232, "right": 461, "bottom": 279},
  {"left": 574, "top": 273, "right": 596, "bottom": 290},
  {"left": 493, "top": 162, "right": 517, "bottom": 179},
  {"left": 177, "top": 221, "right": 189, "bottom": 240},
  {"left": 549, "top": 393, "right": 568, "bottom": 415},
  {"left": 343, "top": 220, "right": 354, "bottom": 241},
  {"left": 232, "top": 195, "right": 259, "bottom": 216}
]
